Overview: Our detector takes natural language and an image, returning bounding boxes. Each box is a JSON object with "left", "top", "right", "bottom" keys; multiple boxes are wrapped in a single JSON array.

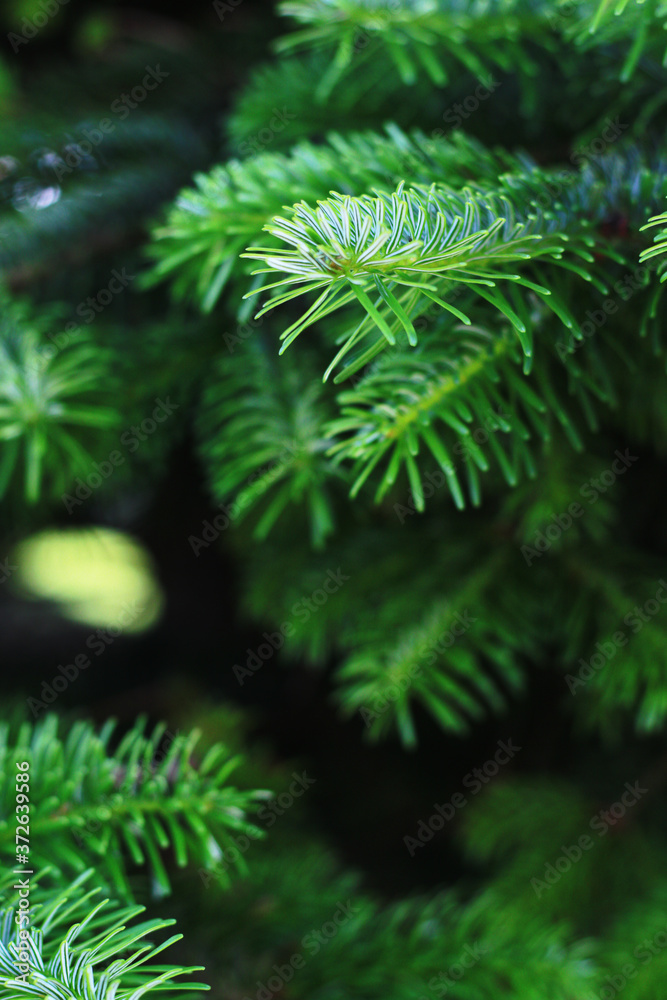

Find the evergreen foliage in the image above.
[
  {"left": 4, "top": 0, "right": 667, "bottom": 997},
  {"left": 0, "top": 717, "right": 269, "bottom": 899},
  {"left": 1, "top": 870, "right": 209, "bottom": 1000}
]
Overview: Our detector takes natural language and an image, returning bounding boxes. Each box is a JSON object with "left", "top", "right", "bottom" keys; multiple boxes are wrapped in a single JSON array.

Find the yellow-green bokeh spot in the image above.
[{"left": 11, "top": 527, "right": 164, "bottom": 633}]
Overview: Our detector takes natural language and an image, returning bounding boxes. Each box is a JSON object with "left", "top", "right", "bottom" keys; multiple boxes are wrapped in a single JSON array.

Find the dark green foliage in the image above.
[
  {"left": 5, "top": 0, "right": 667, "bottom": 745},
  {"left": 135, "top": 721, "right": 667, "bottom": 999},
  {"left": 196, "top": 339, "right": 339, "bottom": 546},
  {"left": 0, "top": 296, "right": 119, "bottom": 503},
  {"left": 142, "top": 126, "right": 512, "bottom": 313},
  {"left": 4, "top": 1, "right": 667, "bottom": 998},
  {"left": 0, "top": 716, "right": 269, "bottom": 899}
]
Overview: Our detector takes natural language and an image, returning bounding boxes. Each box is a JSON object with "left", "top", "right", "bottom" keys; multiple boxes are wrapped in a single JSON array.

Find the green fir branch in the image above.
[
  {"left": 0, "top": 872, "right": 208, "bottom": 1000},
  {"left": 0, "top": 296, "right": 120, "bottom": 503},
  {"left": 0, "top": 716, "right": 271, "bottom": 900},
  {"left": 243, "top": 178, "right": 611, "bottom": 378}
]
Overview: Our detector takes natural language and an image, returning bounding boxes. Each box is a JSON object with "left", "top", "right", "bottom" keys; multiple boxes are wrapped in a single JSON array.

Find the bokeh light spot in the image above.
[{"left": 11, "top": 527, "right": 164, "bottom": 633}]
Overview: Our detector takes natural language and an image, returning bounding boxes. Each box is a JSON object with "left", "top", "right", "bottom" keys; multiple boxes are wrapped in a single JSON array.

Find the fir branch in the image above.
[
  {"left": 0, "top": 296, "right": 120, "bottom": 503},
  {"left": 143, "top": 126, "right": 515, "bottom": 314},
  {"left": 0, "top": 872, "right": 208, "bottom": 1000},
  {"left": 274, "top": 0, "right": 552, "bottom": 99},
  {"left": 196, "top": 340, "right": 341, "bottom": 547},
  {"left": 243, "top": 178, "right": 608, "bottom": 376},
  {"left": 0, "top": 716, "right": 271, "bottom": 900},
  {"left": 334, "top": 546, "right": 533, "bottom": 746},
  {"left": 572, "top": 0, "right": 666, "bottom": 81},
  {"left": 639, "top": 203, "right": 667, "bottom": 280},
  {"left": 324, "top": 324, "right": 605, "bottom": 511},
  {"left": 461, "top": 776, "right": 664, "bottom": 936},
  {"left": 561, "top": 563, "right": 667, "bottom": 733},
  {"left": 192, "top": 813, "right": 600, "bottom": 999},
  {"left": 225, "top": 52, "right": 438, "bottom": 151},
  {"left": 275, "top": 0, "right": 666, "bottom": 97}
]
